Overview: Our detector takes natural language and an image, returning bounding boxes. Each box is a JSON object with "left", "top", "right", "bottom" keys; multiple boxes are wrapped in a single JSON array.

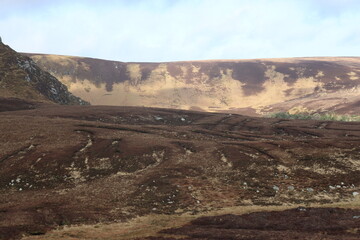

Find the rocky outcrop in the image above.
[{"left": 0, "top": 42, "right": 88, "bottom": 105}]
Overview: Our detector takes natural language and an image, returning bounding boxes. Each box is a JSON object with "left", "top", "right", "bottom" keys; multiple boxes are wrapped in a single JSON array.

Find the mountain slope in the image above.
[
  {"left": 25, "top": 54, "right": 360, "bottom": 115},
  {"left": 0, "top": 42, "right": 88, "bottom": 105},
  {"left": 1, "top": 105, "right": 360, "bottom": 239}
]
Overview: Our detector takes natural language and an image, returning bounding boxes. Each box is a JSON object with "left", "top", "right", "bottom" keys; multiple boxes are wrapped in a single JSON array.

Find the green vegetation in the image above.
[{"left": 269, "top": 112, "right": 360, "bottom": 122}]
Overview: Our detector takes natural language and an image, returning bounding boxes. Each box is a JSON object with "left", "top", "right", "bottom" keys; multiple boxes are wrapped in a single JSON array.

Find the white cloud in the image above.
[{"left": 0, "top": 0, "right": 359, "bottom": 61}]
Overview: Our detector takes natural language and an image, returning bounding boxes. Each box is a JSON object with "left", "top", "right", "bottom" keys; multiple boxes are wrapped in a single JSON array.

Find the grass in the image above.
[
  {"left": 269, "top": 112, "right": 360, "bottom": 122},
  {"left": 21, "top": 198, "right": 360, "bottom": 240}
]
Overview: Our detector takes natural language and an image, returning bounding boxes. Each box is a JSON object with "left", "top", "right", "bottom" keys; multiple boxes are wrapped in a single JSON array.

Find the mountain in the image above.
[
  {"left": 0, "top": 47, "right": 359, "bottom": 239},
  {"left": 25, "top": 53, "right": 360, "bottom": 115},
  {"left": 0, "top": 41, "right": 88, "bottom": 106}
]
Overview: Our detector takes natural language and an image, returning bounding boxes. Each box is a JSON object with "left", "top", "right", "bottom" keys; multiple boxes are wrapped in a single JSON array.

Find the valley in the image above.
[{"left": 0, "top": 41, "right": 359, "bottom": 239}]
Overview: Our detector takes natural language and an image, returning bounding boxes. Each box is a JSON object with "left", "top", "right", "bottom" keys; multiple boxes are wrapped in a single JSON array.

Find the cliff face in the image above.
[
  {"left": 0, "top": 42, "right": 88, "bottom": 105},
  {"left": 25, "top": 53, "right": 360, "bottom": 115}
]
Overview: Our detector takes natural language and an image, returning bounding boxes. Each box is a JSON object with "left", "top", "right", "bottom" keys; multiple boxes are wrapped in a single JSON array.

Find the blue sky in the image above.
[{"left": 1, "top": 0, "right": 360, "bottom": 62}]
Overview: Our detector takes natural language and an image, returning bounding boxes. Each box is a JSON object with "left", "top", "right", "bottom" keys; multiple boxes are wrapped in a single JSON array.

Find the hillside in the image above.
[
  {"left": 25, "top": 54, "right": 360, "bottom": 115},
  {"left": 0, "top": 104, "right": 359, "bottom": 239},
  {"left": 0, "top": 48, "right": 358, "bottom": 239},
  {"left": 0, "top": 42, "right": 88, "bottom": 105}
]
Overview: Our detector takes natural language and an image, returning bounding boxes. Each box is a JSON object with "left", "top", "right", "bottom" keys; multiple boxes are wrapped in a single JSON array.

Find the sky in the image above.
[{"left": 1, "top": 0, "right": 360, "bottom": 62}]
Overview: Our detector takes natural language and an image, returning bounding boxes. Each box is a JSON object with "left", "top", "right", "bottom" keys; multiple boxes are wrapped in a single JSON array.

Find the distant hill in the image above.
[
  {"left": 0, "top": 42, "right": 88, "bottom": 106},
  {"left": 24, "top": 53, "right": 360, "bottom": 115}
]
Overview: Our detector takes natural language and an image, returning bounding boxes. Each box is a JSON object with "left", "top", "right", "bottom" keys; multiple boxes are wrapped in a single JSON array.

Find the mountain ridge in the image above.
[
  {"left": 22, "top": 52, "right": 360, "bottom": 63},
  {"left": 24, "top": 53, "right": 360, "bottom": 116}
]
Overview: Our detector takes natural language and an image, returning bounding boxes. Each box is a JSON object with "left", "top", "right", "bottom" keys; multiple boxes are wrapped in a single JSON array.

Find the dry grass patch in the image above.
[{"left": 22, "top": 199, "right": 360, "bottom": 240}]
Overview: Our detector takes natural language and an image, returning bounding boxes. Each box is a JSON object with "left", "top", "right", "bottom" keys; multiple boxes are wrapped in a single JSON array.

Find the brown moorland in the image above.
[
  {"left": 0, "top": 101, "right": 359, "bottom": 239},
  {"left": 0, "top": 40, "right": 359, "bottom": 239}
]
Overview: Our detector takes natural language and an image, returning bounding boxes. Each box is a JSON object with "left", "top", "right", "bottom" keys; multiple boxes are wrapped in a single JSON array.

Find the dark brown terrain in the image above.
[
  {"left": 0, "top": 102, "right": 359, "bottom": 239},
  {"left": 0, "top": 97, "right": 37, "bottom": 112},
  {"left": 25, "top": 53, "right": 360, "bottom": 115},
  {"left": 144, "top": 208, "right": 360, "bottom": 240}
]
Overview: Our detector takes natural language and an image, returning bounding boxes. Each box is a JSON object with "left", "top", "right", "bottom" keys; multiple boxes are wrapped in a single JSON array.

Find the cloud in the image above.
[{"left": 0, "top": 0, "right": 359, "bottom": 61}]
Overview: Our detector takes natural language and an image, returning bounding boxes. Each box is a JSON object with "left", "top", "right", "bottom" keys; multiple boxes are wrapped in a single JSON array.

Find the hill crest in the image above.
[{"left": 24, "top": 53, "right": 360, "bottom": 115}]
